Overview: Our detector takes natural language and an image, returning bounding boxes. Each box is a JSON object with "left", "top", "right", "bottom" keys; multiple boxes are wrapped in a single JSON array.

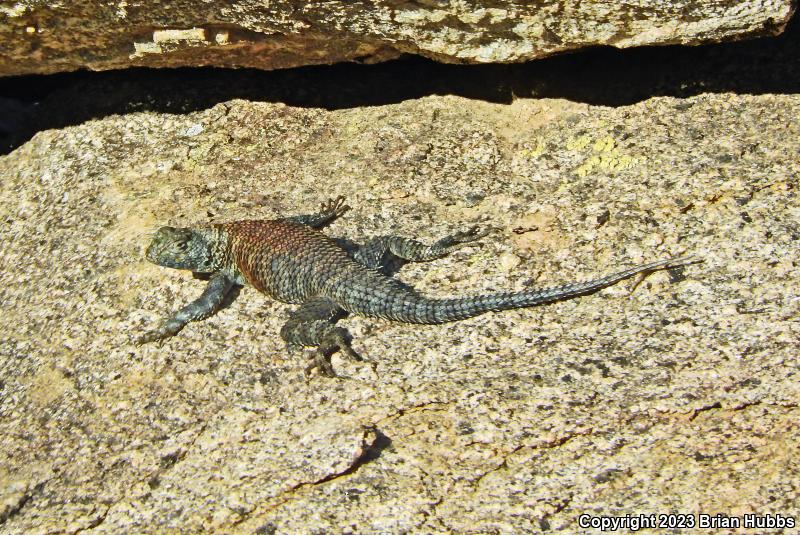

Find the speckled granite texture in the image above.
[
  {"left": 0, "top": 92, "right": 798, "bottom": 532},
  {"left": 0, "top": 0, "right": 794, "bottom": 75}
]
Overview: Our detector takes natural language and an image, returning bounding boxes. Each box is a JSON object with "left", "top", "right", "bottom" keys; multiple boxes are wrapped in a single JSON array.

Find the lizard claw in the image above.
[{"left": 321, "top": 196, "right": 351, "bottom": 218}]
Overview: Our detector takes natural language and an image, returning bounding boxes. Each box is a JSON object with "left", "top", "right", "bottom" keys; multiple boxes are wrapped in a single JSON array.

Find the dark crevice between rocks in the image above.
[{"left": 1, "top": 14, "right": 800, "bottom": 155}]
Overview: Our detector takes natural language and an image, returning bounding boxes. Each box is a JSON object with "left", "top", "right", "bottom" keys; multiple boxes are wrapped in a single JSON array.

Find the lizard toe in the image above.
[{"left": 305, "top": 351, "right": 337, "bottom": 378}]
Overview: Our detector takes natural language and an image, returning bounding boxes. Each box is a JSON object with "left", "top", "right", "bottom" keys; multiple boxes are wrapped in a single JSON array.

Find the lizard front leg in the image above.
[{"left": 137, "top": 273, "right": 235, "bottom": 345}]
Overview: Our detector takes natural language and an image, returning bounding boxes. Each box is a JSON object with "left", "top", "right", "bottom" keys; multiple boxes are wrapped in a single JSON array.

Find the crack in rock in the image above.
[
  {"left": 0, "top": 481, "right": 45, "bottom": 526},
  {"left": 231, "top": 426, "right": 390, "bottom": 527},
  {"left": 72, "top": 506, "right": 110, "bottom": 534},
  {"left": 471, "top": 431, "right": 593, "bottom": 488}
]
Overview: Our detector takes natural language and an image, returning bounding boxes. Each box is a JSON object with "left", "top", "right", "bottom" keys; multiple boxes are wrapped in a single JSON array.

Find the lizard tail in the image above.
[{"left": 382, "top": 255, "right": 700, "bottom": 324}]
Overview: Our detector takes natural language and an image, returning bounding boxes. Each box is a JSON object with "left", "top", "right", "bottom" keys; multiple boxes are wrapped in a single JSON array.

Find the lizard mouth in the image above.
[
  {"left": 144, "top": 239, "right": 170, "bottom": 265},
  {"left": 145, "top": 242, "right": 160, "bottom": 263}
]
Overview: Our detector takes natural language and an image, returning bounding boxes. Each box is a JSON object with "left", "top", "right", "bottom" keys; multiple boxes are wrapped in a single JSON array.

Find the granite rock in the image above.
[
  {"left": 0, "top": 92, "right": 798, "bottom": 532},
  {"left": 0, "top": 0, "right": 795, "bottom": 76}
]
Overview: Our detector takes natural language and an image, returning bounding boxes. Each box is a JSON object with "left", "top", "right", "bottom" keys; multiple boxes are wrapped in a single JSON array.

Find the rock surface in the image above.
[
  {"left": 0, "top": 0, "right": 795, "bottom": 76},
  {"left": 1, "top": 90, "right": 799, "bottom": 532}
]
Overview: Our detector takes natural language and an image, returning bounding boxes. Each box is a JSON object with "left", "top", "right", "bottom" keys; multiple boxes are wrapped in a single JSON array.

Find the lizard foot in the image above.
[
  {"left": 320, "top": 196, "right": 351, "bottom": 219},
  {"left": 304, "top": 327, "right": 363, "bottom": 377},
  {"left": 305, "top": 351, "right": 337, "bottom": 378},
  {"left": 135, "top": 329, "right": 169, "bottom": 346},
  {"left": 437, "top": 225, "right": 491, "bottom": 249},
  {"left": 135, "top": 322, "right": 181, "bottom": 346}
]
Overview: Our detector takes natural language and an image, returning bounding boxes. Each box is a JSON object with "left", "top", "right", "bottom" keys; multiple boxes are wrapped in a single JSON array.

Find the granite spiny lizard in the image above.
[{"left": 138, "top": 197, "right": 697, "bottom": 376}]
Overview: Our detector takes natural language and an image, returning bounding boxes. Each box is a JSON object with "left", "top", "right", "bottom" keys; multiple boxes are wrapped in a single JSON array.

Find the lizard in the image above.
[{"left": 137, "top": 196, "right": 697, "bottom": 376}]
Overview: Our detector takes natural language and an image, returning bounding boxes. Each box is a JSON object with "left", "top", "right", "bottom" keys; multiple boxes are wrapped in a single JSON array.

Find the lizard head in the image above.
[{"left": 145, "top": 226, "right": 216, "bottom": 272}]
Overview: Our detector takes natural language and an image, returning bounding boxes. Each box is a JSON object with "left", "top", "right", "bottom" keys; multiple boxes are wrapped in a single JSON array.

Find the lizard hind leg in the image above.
[
  {"left": 279, "top": 296, "right": 361, "bottom": 377},
  {"left": 354, "top": 225, "right": 489, "bottom": 270}
]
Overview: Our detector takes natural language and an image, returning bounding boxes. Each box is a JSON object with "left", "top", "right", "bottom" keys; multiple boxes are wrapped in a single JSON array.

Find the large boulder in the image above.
[
  {"left": 0, "top": 0, "right": 795, "bottom": 76},
  {"left": 1, "top": 89, "right": 798, "bottom": 531}
]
